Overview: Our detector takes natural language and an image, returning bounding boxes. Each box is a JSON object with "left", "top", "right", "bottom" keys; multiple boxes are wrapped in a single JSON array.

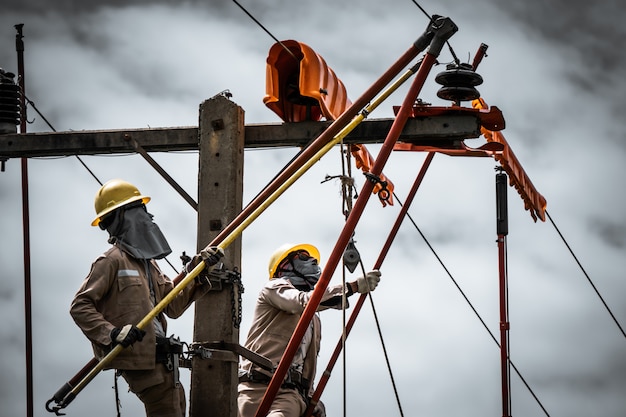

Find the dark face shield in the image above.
[{"left": 103, "top": 203, "right": 172, "bottom": 260}]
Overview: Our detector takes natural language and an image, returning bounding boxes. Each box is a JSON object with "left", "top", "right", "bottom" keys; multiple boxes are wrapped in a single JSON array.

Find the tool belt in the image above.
[
  {"left": 155, "top": 336, "right": 183, "bottom": 364},
  {"left": 239, "top": 369, "right": 310, "bottom": 394},
  {"left": 155, "top": 336, "right": 184, "bottom": 387}
]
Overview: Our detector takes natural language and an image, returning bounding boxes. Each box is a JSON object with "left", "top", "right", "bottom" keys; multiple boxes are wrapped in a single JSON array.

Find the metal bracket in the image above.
[
  {"left": 363, "top": 171, "right": 392, "bottom": 206},
  {"left": 206, "top": 263, "right": 241, "bottom": 292}
]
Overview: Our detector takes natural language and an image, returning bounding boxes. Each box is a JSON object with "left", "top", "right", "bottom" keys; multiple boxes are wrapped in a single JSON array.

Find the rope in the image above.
[
  {"left": 546, "top": 211, "right": 626, "bottom": 339},
  {"left": 328, "top": 144, "right": 405, "bottom": 416},
  {"left": 338, "top": 143, "right": 351, "bottom": 417},
  {"left": 357, "top": 260, "right": 405, "bottom": 417},
  {"left": 114, "top": 371, "right": 122, "bottom": 417}
]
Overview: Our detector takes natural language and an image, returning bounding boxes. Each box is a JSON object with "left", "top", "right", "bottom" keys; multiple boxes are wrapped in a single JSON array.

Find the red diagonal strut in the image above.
[
  {"left": 255, "top": 16, "right": 458, "bottom": 416},
  {"left": 303, "top": 152, "right": 436, "bottom": 416}
]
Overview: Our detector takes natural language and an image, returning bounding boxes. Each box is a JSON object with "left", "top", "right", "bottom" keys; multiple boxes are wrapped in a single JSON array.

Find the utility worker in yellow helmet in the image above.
[
  {"left": 70, "top": 179, "right": 223, "bottom": 417},
  {"left": 237, "top": 243, "right": 381, "bottom": 417}
]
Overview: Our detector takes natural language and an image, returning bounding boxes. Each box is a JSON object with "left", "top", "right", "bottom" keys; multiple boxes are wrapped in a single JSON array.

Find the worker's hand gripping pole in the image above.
[
  {"left": 255, "top": 16, "right": 457, "bottom": 417},
  {"left": 45, "top": 25, "right": 431, "bottom": 415}
]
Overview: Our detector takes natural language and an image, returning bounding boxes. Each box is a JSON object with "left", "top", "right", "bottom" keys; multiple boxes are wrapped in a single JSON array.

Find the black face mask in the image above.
[
  {"left": 277, "top": 254, "right": 322, "bottom": 290},
  {"left": 104, "top": 204, "right": 171, "bottom": 260}
]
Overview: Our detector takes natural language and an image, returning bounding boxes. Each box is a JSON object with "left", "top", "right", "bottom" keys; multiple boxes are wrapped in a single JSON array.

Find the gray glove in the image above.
[
  {"left": 186, "top": 246, "right": 224, "bottom": 285},
  {"left": 356, "top": 270, "right": 381, "bottom": 293},
  {"left": 200, "top": 246, "right": 225, "bottom": 267}
]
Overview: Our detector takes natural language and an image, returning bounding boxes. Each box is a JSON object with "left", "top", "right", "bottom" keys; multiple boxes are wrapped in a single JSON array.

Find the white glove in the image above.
[
  {"left": 356, "top": 270, "right": 381, "bottom": 294},
  {"left": 200, "top": 246, "right": 225, "bottom": 267}
]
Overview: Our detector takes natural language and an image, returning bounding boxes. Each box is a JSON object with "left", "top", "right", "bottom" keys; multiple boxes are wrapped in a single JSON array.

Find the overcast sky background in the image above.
[{"left": 1, "top": 1, "right": 625, "bottom": 416}]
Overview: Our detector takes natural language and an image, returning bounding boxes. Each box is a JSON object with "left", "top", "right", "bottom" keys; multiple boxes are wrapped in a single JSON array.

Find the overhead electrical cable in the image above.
[
  {"left": 23, "top": 86, "right": 188, "bottom": 274},
  {"left": 408, "top": 0, "right": 460, "bottom": 64},
  {"left": 393, "top": 190, "right": 551, "bottom": 417},
  {"left": 232, "top": 0, "right": 299, "bottom": 62},
  {"left": 546, "top": 211, "right": 626, "bottom": 339},
  {"left": 21, "top": 93, "right": 103, "bottom": 186}
]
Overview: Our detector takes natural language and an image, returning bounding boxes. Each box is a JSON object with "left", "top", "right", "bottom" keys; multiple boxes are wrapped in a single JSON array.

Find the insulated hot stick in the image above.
[
  {"left": 305, "top": 40, "right": 491, "bottom": 417},
  {"left": 255, "top": 16, "right": 458, "bottom": 417},
  {"left": 45, "top": 22, "right": 433, "bottom": 415}
]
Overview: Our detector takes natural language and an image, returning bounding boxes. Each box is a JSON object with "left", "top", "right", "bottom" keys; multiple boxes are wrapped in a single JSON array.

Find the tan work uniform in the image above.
[
  {"left": 238, "top": 278, "right": 347, "bottom": 417},
  {"left": 70, "top": 245, "right": 209, "bottom": 417}
]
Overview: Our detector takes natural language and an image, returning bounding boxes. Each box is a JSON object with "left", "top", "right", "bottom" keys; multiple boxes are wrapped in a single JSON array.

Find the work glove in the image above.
[
  {"left": 110, "top": 324, "right": 145, "bottom": 348},
  {"left": 312, "top": 400, "right": 326, "bottom": 417},
  {"left": 356, "top": 270, "right": 381, "bottom": 294},
  {"left": 186, "top": 246, "right": 224, "bottom": 286},
  {"left": 200, "top": 246, "right": 225, "bottom": 267}
]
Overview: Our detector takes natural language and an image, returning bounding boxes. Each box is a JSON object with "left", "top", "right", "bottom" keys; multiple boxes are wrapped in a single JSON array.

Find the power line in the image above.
[
  {"left": 23, "top": 94, "right": 103, "bottom": 186},
  {"left": 394, "top": 191, "right": 551, "bottom": 417},
  {"left": 407, "top": 0, "right": 460, "bottom": 64},
  {"left": 23, "top": 93, "right": 183, "bottom": 274},
  {"left": 231, "top": 0, "right": 299, "bottom": 62},
  {"left": 546, "top": 210, "right": 626, "bottom": 339}
]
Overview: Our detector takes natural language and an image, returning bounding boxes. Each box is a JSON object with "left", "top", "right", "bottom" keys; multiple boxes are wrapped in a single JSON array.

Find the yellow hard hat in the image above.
[
  {"left": 268, "top": 243, "right": 320, "bottom": 279},
  {"left": 91, "top": 179, "right": 151, "bottom": 226}
]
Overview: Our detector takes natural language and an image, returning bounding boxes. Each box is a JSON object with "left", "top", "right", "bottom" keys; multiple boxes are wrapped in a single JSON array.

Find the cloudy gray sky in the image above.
[{"left": 1, "top": 0, "right": 625, "bottom": 416}]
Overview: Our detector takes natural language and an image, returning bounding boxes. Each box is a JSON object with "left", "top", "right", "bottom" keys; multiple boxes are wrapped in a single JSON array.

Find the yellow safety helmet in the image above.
[
  {"left": 91, "top": 179, "right": 151, "bottom": 226},
  {"left": 268, "top": 243, "right": 320, "bottom": 279}
]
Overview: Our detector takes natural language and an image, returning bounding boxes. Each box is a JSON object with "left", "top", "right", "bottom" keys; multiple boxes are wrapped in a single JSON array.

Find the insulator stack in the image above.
[
  {"left": 0, "top": 68, "right": 21, "bottom": 134},
  {"left": 435, "top": 62, "right": 483, "bottom": 104}
]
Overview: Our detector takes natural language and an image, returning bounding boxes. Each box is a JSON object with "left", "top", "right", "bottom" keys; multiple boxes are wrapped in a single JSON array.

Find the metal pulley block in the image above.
[
  {"left": 435, "top": 62, "right": 483, "bottom": 103},
  {"left": 343, "top": 239, "right": 360, "bottom": 273}
]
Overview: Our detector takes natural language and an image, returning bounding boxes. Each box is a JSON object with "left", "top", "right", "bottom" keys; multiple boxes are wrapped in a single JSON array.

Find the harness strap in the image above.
[{"left": 239, "top": 369, "right": 310, "bottom": 393}]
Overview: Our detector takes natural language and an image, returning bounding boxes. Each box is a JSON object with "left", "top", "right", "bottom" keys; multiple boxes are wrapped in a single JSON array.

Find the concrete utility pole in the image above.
[
  {"left": 0, "top": 94, "right": 485, "bottom": 417},
  {"left": 192, "top": 96, "right": 244, "bottom": 416}
]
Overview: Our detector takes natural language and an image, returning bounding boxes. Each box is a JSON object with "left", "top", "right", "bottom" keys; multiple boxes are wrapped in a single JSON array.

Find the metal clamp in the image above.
[{"left": 363, "top": 171, "right": 392, "bottom": 206}]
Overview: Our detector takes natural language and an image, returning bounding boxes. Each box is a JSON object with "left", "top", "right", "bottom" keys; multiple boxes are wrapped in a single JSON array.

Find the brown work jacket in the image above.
[
  {"left": 70, "top": 245, "right": 209, "bottom": 370},
  {"left": 239, "top": 278, "right": 348, "bottom": 396}
]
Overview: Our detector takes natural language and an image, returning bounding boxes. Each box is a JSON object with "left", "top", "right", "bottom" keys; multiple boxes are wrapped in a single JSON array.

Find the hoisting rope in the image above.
[
  {"left": 113, "top": 372, "right": 122, "bottom": 417},
  {"left": 304, "top": 153, "right": 436, "bottom": 417},
  {"left": 338, "top": 144, "right": 354, "bottom": 417},
  {"left": 255, "top": 17, "right": 458, "bottom": 417},
  {"left": 46, "top": 21, "right": 431, "bottom": 415},
  {"left": 358, "top": 259, "right": 406, "bottom": 417},
  {"left": 324, "top": 140, "right": 405, "bottom": 416}
]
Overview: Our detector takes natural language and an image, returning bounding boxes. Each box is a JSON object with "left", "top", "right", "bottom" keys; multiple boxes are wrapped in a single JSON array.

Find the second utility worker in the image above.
[{"left": 238, "top": 242, "right": 381, "bottom": 417}]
